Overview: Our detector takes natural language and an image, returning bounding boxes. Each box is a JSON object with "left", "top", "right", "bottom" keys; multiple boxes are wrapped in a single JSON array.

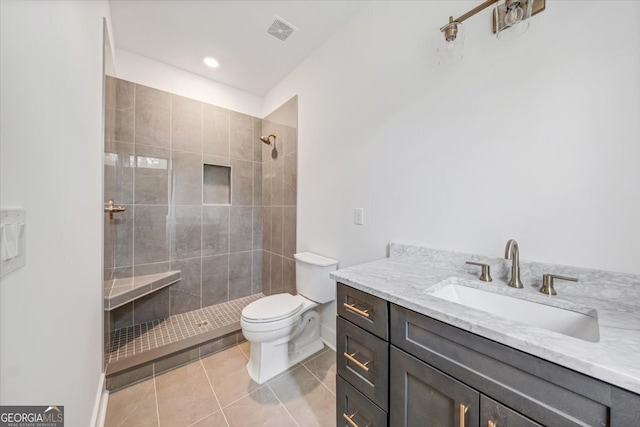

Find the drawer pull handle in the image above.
[
  {"left": 343, "top": 351, "right": 371, "bottom": 372},
  {"left": 343, "top": 302, "right": 370, "bottom": 318},
  {"left": 459, "top": 404, "right": 468, "bottom": 427},
  {"left": 343, "top": 412, "right": 360, "bottom": 427},
  {"left": 488, "top": 420, "right": 497, "bottom": 427}
]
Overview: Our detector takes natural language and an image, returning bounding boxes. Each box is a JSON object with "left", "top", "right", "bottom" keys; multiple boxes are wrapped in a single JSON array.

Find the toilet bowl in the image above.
[{"left": 241, "top": 252, "right": 338, "bottom": 384}]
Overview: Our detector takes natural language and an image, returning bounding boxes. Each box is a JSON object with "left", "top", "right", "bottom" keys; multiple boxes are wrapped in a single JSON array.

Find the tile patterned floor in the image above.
[
  {"left": 106, "top": 294, "right": 264, "bottom": 364},
  {"left": 104, "top": 342, "right": 337, "bottom": 427}
]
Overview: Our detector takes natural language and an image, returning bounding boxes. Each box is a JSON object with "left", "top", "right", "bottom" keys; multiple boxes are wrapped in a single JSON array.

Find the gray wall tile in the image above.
[
  {"left": 229, "top": 252, "right": 252, "bottom": 300},
  {"left": 230, "top": 111, "right": 253, "bottom": 161},
  {"left": 203, "top": 104, "right": 229, "bottom": 157},
  {"left": 231, "top": 159, "right": 253, "bottom": 206},
  {"left": 271, "top": 153, "right": 284, "bottom": 206},
  {"left": 270, "top": 253, "right": 283, "bottom": 295},
  {"left": 114, "top": 204, "right": 134, "bottom": 268},
  {"left": 202, "top": 206, "right": 230, "bottom": 256},
  {"left": 252, "top": 250, "right": 262, "bottom": 294},
  {"left": 116, "top": 78, "right": 135, "bottom": 112},
  {"left": 283, "top": 257, "right": 296, "bottom": 295},
  {"left": 134, "top": 205, "right": 170, "bottom": 265},
  {"left": 170, "top": 258, "right": 202, "bottom": 315},
  {"left": 202, "top": 254, "right": 229, "bottom": 306},
  {"left": 115, "top": 142, "right": 134, "bottom": 204},
  {"left": 252, "top": 117, "right": 263, "bottom": 162},
  {"left": 134, "top": 145, "right": 170, "bottom": 205},
  {"left": 171, "top": 206, "right": 202, "bottom": 261},
  {"left": 171, "top": 95, "right": 202, "bottom": 153},
  {"left": 135, "top": 85, "right": 170, "bottom": 147},
  {"left": 262, "top": 161, "right": 272, "bottom": 206},
  {"left": 172, "top": 150, "right": 203, "bottom": 205},
  {"left": 252, "top": 207, "right": 262, "bottom": 251},
  {"left": 261, "top": 250, "right": 271, "bottom": 295},
  {"left": 283, "top": 207, "right": 296, "bottom": 259},
  {"left": 283, "top": 125, "right": 297, "bottom": 155},
  {"left": 271, "top": 207, "right": 283, "bottom": 256},
  {"left": 134, "top": 287, "right": 170, "bottom": 324},
  {"left": 253, "top": 162, "right": 263, "bottom": 206},
  {"left": 230, "top": 206, "right": 253, "bottom": 253},
  {"left": 262, "top": 207, "right": 271, "bottom": 252},
  {"left": 283, "top": 152, "right": 297, "bottom": 206},
  {"left": 115, "top": 79, "right": 134, "bottom": 143}
]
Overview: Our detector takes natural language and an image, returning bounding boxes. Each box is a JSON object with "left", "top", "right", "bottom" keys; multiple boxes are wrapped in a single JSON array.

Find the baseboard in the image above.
[
  {"left": 321, "top": 324, "right": 336, "bottom": 351},
  {"left": 90, "top": 373, "right": 108, "bottom": 427}
]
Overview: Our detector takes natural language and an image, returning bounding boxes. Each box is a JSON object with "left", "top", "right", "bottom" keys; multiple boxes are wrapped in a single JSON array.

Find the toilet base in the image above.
[{"left": 246, "top": 310, "right": 324, "bottom": 384}]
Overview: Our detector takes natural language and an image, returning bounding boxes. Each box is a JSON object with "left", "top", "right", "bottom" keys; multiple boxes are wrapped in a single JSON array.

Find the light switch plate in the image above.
[
  {"left": 354, "top": 208, "right": 364, "bottom": 225},
  {"left": 1, "top": 208, "right": 26, "bottom": 278}
]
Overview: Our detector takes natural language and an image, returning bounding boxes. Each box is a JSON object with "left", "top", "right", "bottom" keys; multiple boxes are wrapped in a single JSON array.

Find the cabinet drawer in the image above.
[
  {"left": 389, "top": 346, "right": 479, "bottom": 427},
  {"left": 337, "top": 375, "right": 387, "bottom": 427},
  {"left": 337, "top": 283, "right": 388, "bottom": 340},
  {"left": 337, "top": 316, "right": 389, "bottom": 410},
  {"left": 481, "top": 395, "right": 543, "bottom": 427}
]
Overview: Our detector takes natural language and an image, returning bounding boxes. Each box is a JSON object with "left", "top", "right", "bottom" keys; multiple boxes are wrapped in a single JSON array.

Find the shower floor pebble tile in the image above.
[{"left": 104, "top": 344, "right": 336, "bottom": 427}]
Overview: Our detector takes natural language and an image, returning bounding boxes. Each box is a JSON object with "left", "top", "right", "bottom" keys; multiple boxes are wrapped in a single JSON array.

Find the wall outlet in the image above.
[{"left": 354, "top": 208, "right": 364, "bottom": 225}]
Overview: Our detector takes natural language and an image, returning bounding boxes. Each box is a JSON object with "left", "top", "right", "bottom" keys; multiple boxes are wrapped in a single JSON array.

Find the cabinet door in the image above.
[
  {"left": 337, "top": 375, "right": 388, "bottom": 427},
  {"left": 481, "top": 396, "right": 542, "bottom": 427},
  {"left": 390, "top": 346, "right": 479, "bottom": 427}
]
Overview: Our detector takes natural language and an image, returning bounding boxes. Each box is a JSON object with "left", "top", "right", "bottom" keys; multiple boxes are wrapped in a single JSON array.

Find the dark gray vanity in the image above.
[{"left": 335, "top": 279, "right": 640, "bottom": 427}]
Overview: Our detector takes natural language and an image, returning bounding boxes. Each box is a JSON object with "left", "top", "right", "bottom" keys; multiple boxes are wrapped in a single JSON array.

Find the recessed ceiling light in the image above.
[{"left": 203, "top": 57, "right": 219, "bottom": 68}]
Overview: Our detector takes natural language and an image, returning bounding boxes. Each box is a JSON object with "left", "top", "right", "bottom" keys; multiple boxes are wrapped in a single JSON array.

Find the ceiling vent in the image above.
[{"left": 267, "top": 16, "right": 297, "bottom": 42}]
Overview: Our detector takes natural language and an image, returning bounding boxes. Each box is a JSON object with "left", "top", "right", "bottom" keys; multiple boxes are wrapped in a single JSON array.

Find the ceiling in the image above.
[{"left": 109, "top": 1, "right": 370, "bottom": 96}]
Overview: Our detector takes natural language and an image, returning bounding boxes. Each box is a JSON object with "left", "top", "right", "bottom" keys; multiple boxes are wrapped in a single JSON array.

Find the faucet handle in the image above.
[
  {"left": 466, "top": 261, "right": 492, "bottom": 282},
  {"left": 539, "top": 274, "right": 578, "bottom": 296}
]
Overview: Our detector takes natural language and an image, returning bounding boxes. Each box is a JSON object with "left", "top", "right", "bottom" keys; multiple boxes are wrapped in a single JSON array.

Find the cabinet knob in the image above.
[
  {"left": 466, "top": 261, "right": 492, "bottom": 282},
  {"left": 488, "top": 420, "right": 497, "bottom": 427},
  {"left": 539, "top": 273, "right": 578, "bottom": 296}
]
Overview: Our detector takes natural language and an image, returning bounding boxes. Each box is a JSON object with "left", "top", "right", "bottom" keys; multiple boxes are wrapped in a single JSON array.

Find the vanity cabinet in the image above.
[
  {"left": 336, "top": 282, "right": 640, "bottom": 427},
  {"left": 390, "top": 303, "right": 640, "bottom": 427}
]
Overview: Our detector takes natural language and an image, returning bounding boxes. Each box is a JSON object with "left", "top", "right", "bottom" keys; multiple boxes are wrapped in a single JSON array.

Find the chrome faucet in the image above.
[{"left": 504, "top": 239, "right": 524, "bottom": 288}]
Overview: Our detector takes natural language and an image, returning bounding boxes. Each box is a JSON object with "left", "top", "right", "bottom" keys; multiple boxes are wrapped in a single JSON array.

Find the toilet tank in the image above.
[{"left": 294, "top": 252, "right": 339, "bottom": 303}]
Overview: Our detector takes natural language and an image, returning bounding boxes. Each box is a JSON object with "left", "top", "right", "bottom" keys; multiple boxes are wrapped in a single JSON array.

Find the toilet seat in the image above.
[{"left": 241, "top": 293, "right": 303, "bottom": 323}]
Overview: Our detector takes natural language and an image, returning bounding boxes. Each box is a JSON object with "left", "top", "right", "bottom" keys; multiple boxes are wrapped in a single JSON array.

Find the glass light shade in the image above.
[
  {"left": 494, "top": 0, "right": 533, "bottom": 41},
  {"left": 438, "top": 22, "right": 464, "bottom": 66}
]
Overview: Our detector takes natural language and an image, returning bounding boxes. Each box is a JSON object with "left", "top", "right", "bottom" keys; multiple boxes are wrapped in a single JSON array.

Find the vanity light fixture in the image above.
[
  {"left": 203, "top": 56, "right": 220, "bottom": 68},
  {"left": 439, "top": 0, "right": 545, "bottom": 44}
]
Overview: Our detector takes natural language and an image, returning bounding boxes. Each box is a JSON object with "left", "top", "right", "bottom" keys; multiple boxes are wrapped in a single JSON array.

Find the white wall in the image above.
[
  {"left": 263, "top": 1, "right": 640, "bottom": 343},
  {"left": 0, "top": 1, "right": 110, "bottom": 425},
  {"left": 115, "top": 48, "right": 263, "bottom": 117}
]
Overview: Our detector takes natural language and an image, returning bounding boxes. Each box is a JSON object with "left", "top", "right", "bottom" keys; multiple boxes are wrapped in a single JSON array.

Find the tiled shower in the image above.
[{"left": 103, "top": 76, "right": 298, "bottom": 384}]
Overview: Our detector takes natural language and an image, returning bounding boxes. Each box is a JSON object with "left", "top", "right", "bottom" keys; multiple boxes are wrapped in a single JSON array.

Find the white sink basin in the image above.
[{"left": 431, "top": 283, "right": 600, "bottom": 342}]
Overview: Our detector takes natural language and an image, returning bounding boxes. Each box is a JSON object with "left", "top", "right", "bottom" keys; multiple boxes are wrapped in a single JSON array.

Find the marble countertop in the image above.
[{"left": 330, "top": 244, "right": 640, "bottom": 395}]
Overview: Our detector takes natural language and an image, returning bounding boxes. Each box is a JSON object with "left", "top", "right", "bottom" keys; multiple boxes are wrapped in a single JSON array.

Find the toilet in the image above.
[{"left": 241, "top": 252, "right": 338, "bottom": 384}]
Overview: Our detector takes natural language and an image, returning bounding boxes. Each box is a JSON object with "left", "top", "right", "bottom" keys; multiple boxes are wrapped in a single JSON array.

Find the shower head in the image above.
[{"left": 260, "top": 134, "right": 276, "bottom": 145}]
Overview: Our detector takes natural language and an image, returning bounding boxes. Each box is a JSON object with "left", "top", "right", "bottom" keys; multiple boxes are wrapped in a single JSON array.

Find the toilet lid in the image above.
[{"left": 242, "top": 293, "right": 303, "bottom": 322}]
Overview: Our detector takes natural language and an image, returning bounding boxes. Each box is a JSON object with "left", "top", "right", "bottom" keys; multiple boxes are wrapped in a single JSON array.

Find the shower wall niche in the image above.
[{"left": 104, "top": 78, "right": 268, "bottom": 329}]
